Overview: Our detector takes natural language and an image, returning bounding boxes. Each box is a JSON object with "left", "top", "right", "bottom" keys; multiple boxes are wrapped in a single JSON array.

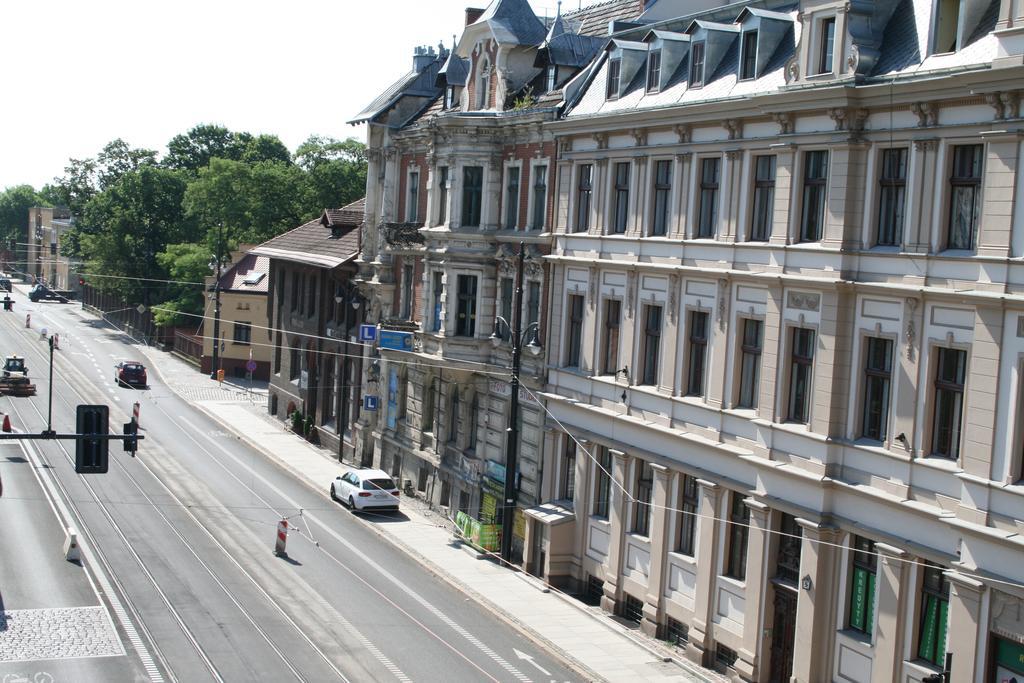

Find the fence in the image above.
[
  {"left": 80, "top": 284, "right": 172, "bottom": 347},
  {"left": 173, "top": 330, "right": 203, "bottom": 362}
]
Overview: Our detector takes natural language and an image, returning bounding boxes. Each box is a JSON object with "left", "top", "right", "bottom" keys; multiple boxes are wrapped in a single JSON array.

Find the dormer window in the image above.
[
  {"left": 547, "top": 65, "right": 557, "bottom": 92},
  {"left": 690, "top": 42, "right": 706, "bottom": 87},
  {"left": 934, "top": 0, "right": 965, "bottom": 53},
  {"left": 478, "top": 58, "right": 490, "bottom": 109},
  {"left": 816, "top": 17, "right": 836, "bottom": 75},
  {"left": 445, "top": 86, "right": 456, "bottom": 109},
  {"left": 739, "top": 31, "right": 757, "bottom": 80},
  {"left": 607, "top": 58, "right": 621, "bottom": 99},
  {"left": 646, "top": 50, "right": 661, "bottom": 93}
]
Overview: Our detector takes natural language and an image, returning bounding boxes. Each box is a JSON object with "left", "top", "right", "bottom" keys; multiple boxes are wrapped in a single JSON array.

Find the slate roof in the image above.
[
  {"left": 538, "top": 13, "right": 607, "bottom": 68},
  {"left": 251, "top": 198, "right": 364, "bottom": 270},
  {"left": 218, "top": 253, "right": 270, "bottom": 293},
  {"left": 350, "top": 59, "right": 444, "bottom": 125},
  {"left": 565, "top": 0, "right": 644, "bottom": 37},
  {"left": 476, "top": 0, "right": 548, "bottom": 46},
  {"left": 437, "top": 53, "right": 469, "bottom": 86}
]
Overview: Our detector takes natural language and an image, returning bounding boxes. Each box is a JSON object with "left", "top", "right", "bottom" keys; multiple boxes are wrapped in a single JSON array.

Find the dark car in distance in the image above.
[
  {"left": 115, "top": 361, "right": 147, "bottom": 388},
  {"left": 0, "top": 278, "right": 11, "bottom": 292}
]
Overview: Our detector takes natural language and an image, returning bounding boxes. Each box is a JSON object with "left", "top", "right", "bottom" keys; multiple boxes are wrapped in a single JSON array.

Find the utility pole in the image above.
[
  {"left": 500, "top": 244, "right": 525, "bottom": 565},
  {"left": 209, "top": 223, "right": 224, "bottom": 380}
]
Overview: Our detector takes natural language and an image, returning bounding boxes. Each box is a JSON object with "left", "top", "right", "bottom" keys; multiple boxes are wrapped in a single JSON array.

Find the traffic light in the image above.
[
  {"left": 75, "top": 404, "right": 109, "bottom": 474},
  {"left": 78, "top": 277, "right": 86, "bottom": 287},
  {"left": 122, "top": 419, "right": 138, "bottom": 454},
  {"left": 49, "top": 242, "right": 57, "bottom": 255}
]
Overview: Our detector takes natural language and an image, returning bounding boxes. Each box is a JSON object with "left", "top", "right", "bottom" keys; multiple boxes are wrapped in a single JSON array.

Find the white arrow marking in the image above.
[{"left": 513, "top": 648, "right": 551, "bottom": 676}]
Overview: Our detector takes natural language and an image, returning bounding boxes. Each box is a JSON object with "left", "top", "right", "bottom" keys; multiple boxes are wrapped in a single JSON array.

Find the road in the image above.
[{"left": 0, "top": 287, "right": 579, "bottom": 683}]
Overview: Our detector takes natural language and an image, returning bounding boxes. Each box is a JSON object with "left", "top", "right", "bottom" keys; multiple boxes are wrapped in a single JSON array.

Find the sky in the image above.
[{"left": 0, "top": 0, "right": 575, "bottom": 191}]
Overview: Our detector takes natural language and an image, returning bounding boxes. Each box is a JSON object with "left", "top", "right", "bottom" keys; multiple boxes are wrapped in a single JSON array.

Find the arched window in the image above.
[
  {"left": 477, "top": 58, "right": 490, "bottom": 109},
  {"left": 448, "top": 387, "right": 460, "bottom": 443},
  {"left": 422, "top": 377, "right": 437, "bottom": 432}
]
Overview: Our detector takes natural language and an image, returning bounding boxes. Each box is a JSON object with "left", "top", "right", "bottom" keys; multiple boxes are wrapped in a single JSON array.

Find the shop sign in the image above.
[
  {"left": 484, "top": 459, "right": 506, "bottom": 483},
  {"left": 358, "top": 324, "right": 377, "bottom": 342},
  {"left": 995, "top": 637, "right": 1024, "bottom": 680},
  {"left": 379, "top": 330, "right": 414, "bottom": 351},
  {"left": 488, "top": 380, "right": 539, "bottom": 404}
]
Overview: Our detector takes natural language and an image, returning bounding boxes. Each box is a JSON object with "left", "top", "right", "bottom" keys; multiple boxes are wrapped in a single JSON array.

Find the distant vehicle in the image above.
[
  {"left": 0, "top": 277, "right": 11, "bottom": 292},
  {"left": 330, "top": 469, "right": 400, "bottom": 511},
  {"left": 28, "top": 283, "right": 73, "bottom": 303},
  {"left": 3, "top": 355, "right": 27, "bottom": 376},
  {"left": 115, "top": 361, "right": 147, "bottom": 388}
]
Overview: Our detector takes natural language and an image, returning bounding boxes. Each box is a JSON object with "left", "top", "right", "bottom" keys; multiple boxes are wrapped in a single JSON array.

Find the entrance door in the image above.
[
  {"left": 769, "top": 585, "right": 798, "bottom": 682},
  {"left": 530, "top": 521, "right": 547, "bottom": 578}
]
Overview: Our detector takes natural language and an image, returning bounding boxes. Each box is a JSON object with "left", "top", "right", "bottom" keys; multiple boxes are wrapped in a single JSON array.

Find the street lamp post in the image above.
[
  {"left": 493, "top": 244, "right": 541, "bottom": 566},
  {"left": 209, "top": 224, "right": 225, "bottom": 380}
]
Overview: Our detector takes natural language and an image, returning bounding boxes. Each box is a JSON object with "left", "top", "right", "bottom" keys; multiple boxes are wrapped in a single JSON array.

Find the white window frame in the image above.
[{"left": 527, "top": 160, "right": 551, "bottom": 231}]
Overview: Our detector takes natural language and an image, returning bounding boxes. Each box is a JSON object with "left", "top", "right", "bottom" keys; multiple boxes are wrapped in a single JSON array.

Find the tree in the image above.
[
  {"left": 241, "top": 134, "right": 292, "bottom": 165},
  {"left": 78, "top": 166, "right": 198, "bottom": 303},
  {"left": 0, "top": 185, "right": 41, "bottom": 245},
  {"left": 48, "top": 139, "right": 158, "bottom": 216},
  {"left": 96, "top": 139, "right": 158, "bottom": 189},
  {"left": 164, "top": 124, "right": 249, "bottom": 172},
  {"left": 295, "top": 136, "right": 367, "bottom": 211},
  {"left": 153, "top": 242, "right": 211, "bottom": 327},
  {"left": 184, "top": 158, "right": 309, "bottom": 245}
]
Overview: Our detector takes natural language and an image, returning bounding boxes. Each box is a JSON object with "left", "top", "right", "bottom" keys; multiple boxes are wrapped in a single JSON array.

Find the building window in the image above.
[
  {"left": 877, "top": 148, "right": 908, "bottom": 247},
  {"left": 498, "top": 277, "right": 513, "bottom": 341},
  {"left": 632, "top": 460, "right": 653, "bottom": 536},
  {"left": 715, "top": 645, "right": 738, "bottom": 672},
  {"left": 676, "top": 473, "right": 699, "bottom": 556},
  {"left": 467, "top": 393, "right": 479, "bottom": 451},
  {"left": 455, "top": 275, "right": 477, "bottom": 337},
  {"left": 848, "top": 536, "right": 877, "bottom": 636},
  {"left": 933, "top": 0, "right": 962, "bottom": 53},
  {"left": 740, "top": 30, "right": 758, "bottom": 80},
  {"left": 947, "top": 144, "right": 983, "bottom": 250},
  {"left": 400, "top": 263, "right": 414, "bottom": 320},
  {"left": 478, "top": 60, "right": 490, "bottom": 109},
  {"left": 531, "top": 165, "right": 547, "bottom": 230},
  {"left": 737, "top": 318, "right": 763, "bottom": 409},
  {"left": 606, "top": 58, "right": 621, "bottom": 99},
  {"left": 917, "top": 563, "right": 950, "bottom": 666},
  {"left": 800, "top": 150, "right": 829, "bottom": 242},
  {"left": 437, "top": 166, "right": 449, "bottom": 225},
  {"left": 417, "top": 467, "right": 428, "bottom": 493},
  {"left": 686, "top": 310, "right": 709, "bottom": 397},
  {"left": 640, "top": 305, "right": 662, "bottom": 386},
  {"left": 289, "top": 340, "right": 300, "bottom": 381},
  {"left": 593, "top": 448, "right": 612, "bottom": 519},
  {"left": 690, "top": 41, "right": 705, "bottom": 87},
  {"left": 724, "top": 492, "right": 749, "bottom": 580},
  {"left": 576, "top": 165, "right": 593, "bottom": 232},
  {"left": 565, "top": 294, "right": 584, "bottom": 368},
  {"left": 862, "top": 337, "right": 893, "bottom": 441},
  {"left": 696, "top": 157, "right": 720, "bottom": 238},
  {"left": 422, "top": 377, "right": 437, "bottom": 434},
  {"left": 646, "top": 49, "right": 661, "bottom": 92},
  {"left": 788, "top": 327, "right": 816, "bottom": 424},
  {"left": 931, "top": 347, "right": 966, "bottom": 459},
  {"left": 611, "top": 162, "right": 630, "bottom": 234},
  {"left": 526, "top": 281, "right": 541, "bottom": 334},
  {"left": 650, "top": 160, "right": 672, "bottom": 237},
  {"left": 665, "top": 618, "right": 688, "bottom": 647},
  {"left": 444, "top": 85, "right": 455, "bottom": 109},
  {"left": 504, "top": 166, "right": 520, "bottom": 229},
  {"left": 233, "top": 321, "right": 252, "bottom": 345},
  {"left": 290, "top": 271, "right": 299, "bottom": 311},
  {"left": 273, "top": 330, "right": 282, "bottom": 373},
  {"left": 561, "top": 438, "right": 576, "bottom": 502},
  {"left": 431, "top": 272, "right": 443, "bottom": 332},
  {"left": 817, "top": 17, "right": 836, "bottom": 74},
  {"left": 602, "top": 299, "right": 621, "bottom": 375},
  {"left": 775, "top": 513, "right": 802, "bottom": 584},
  {"left": 622, "top": 594, "right": 644, "bottom": 624},
  {"left": 448, "top": 388, "right": 460, "bottom": 444},
  {"left": 750, "top": 155, "right": 776, "bottom": 242},
  {"left": 461, "top": 166, "right": 483, "bottom": 227},
  {"left": 406, "top": 170, "right": 419, "bottom": 222},
  {"left": 547, "top": 64, "right": 557, "bottom": 92},
  {"left": 306, "top": 273, "right": 317, "bottom": 316}
]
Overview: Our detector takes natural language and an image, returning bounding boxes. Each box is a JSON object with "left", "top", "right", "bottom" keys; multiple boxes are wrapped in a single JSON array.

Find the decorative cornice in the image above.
[
  {"left": 910, "top": 101, "right": 938, "bottom": 127},
  {"left": 722, "top": 118, "right": 743, "bottom": 140}
]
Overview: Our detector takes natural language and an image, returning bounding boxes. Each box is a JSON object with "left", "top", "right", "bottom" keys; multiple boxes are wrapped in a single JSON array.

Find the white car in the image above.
[{"left": 330, "top": 469, "right": 400, "bottom": 511}]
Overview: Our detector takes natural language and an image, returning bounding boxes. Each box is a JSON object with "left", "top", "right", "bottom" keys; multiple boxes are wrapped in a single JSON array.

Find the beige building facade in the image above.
[
  {"left": 202, "top": 246, "right": 272, "bottom": 381},
  {"left": 530, "top": 1, "right": 1024, "bottom": 682}
]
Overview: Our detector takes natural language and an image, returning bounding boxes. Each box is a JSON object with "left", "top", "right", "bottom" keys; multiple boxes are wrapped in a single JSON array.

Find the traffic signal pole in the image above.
[{"left": 43, "top": 334, "right": 55, "bottom": 437}]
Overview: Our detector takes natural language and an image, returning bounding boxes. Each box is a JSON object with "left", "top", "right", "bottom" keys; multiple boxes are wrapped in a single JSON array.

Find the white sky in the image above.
[{"left": 0, "top": 0, "right": 577, "bottom": 191}]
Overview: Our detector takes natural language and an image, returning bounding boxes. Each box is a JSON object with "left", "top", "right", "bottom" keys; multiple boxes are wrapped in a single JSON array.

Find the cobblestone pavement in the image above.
[{"left": 0, "top": 607, "right": 124, "bottom": 663}]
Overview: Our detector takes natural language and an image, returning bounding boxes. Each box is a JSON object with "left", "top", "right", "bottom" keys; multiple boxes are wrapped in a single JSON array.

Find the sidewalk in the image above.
[{"left": 132, "top": 339, "right": 722, "bottom": 683}]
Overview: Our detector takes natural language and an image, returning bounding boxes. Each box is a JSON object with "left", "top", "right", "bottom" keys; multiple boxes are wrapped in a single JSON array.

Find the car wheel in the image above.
[
  {"left": 330, "top": 484, "right": 338, "bottom": 501},
  {"left": 349, "top": 496, "right": 357, "bottom": 511}
]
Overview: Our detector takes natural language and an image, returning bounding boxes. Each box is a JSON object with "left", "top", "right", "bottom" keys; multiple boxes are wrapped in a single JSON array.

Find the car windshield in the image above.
[
  {"left": 363, "top": 478, "right": 396, "bottom": 491},
  {"left": 124, "top": 364, "right": 143, "bottom": 371}
]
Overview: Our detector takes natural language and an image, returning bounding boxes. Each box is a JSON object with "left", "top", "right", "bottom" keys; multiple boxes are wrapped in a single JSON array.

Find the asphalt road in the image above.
[{"left": 0, "top": 287, "right": 579, "bottom": 683}]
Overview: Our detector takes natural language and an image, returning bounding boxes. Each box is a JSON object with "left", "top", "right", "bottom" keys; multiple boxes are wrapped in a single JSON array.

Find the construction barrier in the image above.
[
  {"left": 274, "top": 519, "right": 288, "bottom": 556},
  {"left": 63, "top": 529, "right": 80, "bottom": 562},
  {"left": 25, "top": 313, "right": 29, "bottom": 328},
  {"left": 53, "top": 334, "right": 59, "bottom": 349},
  {"left": 132, "top": 401, "right": 140, "bottom": 425},
  {"left": 2, "top": 414, "right": 10, "bottom": 432}
]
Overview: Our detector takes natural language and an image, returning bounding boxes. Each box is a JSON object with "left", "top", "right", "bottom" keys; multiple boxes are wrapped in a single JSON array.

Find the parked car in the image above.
[
  {"left": 28, "top": 283, "right": 73, "bottom": 303},
  {"left": 330, "top": 469, "right": 400, "bottom": 511},
  {"left": 0, "top": 277, "right": 11, "bottom": 292},
  {"left": 115, "top": 361, "right": 148, "bottom": 387}
]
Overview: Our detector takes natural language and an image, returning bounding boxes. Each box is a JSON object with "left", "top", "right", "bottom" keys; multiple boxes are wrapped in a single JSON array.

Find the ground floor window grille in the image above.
[
  {"left": 665, "top": 618, "right": 688, "bottom": 647},
  {"left": 715, "top": 645, "right": 738, "bottom": 672},
  {"left": 622, "top": 594, "right": 644, "bottom": 624},
  {"left": 584, "top": 575, "right": 604, "bottom": 606}
]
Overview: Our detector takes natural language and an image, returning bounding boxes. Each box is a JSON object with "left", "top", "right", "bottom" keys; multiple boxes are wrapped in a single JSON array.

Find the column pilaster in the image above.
[
  {"left": 641, "top": 463, "right": 671, "bottom": 637},
  {"left": 735, "top": 498, "right": 770, "bottom": 681},
  {"left": 686, "top": 478, "right": 722, "bottom": 668},
  {"left": 790, "top": 519, "right": 841, "bottom": 683},
  {"left": 600, "top": 449, "right": 628, "bottom": 615}
]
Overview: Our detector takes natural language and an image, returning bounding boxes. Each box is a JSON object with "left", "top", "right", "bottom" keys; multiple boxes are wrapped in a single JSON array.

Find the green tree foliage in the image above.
[
  {"left": 241, "top": 134, "right": 293, "bottom": 165},
  {"left": 48, "top": 139, "right": 158, "bottom": 216},
  {"left": 0, "top": 185, "right": 41, "bottom": 245},
  {"left": 295, "top": 136, "right": 367, "bottom": 211},
  {"left": 184, "top": 158, "right": 308, "bottom": 245},
  {"left": 153, "top": 242, "right": 211, "bottom": 327},
  {"left": 163, "top": 124, "right": 250, "bottom": 172},
  {"left": 78, "top": 166, "right": 198, "bottom": 303}
]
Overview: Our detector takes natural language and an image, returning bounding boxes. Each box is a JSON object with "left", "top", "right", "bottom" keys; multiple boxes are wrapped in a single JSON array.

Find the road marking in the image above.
[{"left": 513, "top": 649, "right": 552, "bottom": 676}]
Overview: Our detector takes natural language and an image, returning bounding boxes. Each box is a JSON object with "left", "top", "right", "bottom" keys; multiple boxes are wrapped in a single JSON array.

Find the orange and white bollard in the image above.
[
  {"left": 132, "top": 401, "right": 140, "bottom": 426},
  {"left": 274, "top": 519, "right": 288, "bottom": 556},
  {"left": 25, "top": 313, "right": 30, "bottom": 328}
]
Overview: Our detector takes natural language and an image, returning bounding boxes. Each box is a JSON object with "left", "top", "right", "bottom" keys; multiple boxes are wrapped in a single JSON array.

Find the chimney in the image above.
[
  {"left": 465, "top": 7, "right": 485, "bottom": 26},
  {"left": 413, "top": 45, "right": 437, "bottom": 71}
]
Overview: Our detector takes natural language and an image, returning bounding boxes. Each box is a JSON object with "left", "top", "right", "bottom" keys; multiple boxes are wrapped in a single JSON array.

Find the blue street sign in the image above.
[
  {"left": 379, "top": 330, "right": 414, "bottom": 351},
  {"left": 245, "top": 359, "right": 257, "bottom": 373},
  {"left": 359, "top": 324, "right": 377, "bottom": 342},
  {"left": 363, "top": 395, "right": 379, "bottom": 411}
]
